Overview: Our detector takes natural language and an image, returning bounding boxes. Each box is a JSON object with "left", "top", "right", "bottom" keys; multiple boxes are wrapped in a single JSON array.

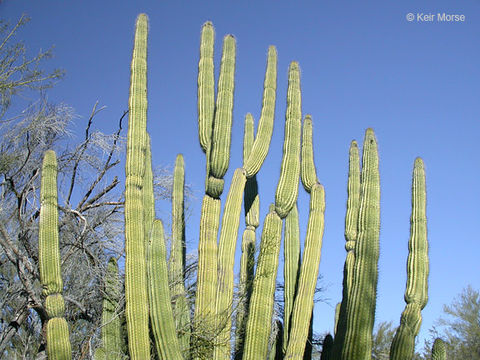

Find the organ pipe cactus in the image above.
[
  {"left": 169, "top": 154, "right": 191, "bottom": 355},
  {"left": 389, "top": 158, "right": 428, "bottom": 360},
  {"left": 431, "top": 338, "right": 446, "bottom": 360},
  {"left": 124, "top": 13, "right": 150, "bottom": 359},
  {"left": 39, "top": 150, "right": 72, "bottom": 360},
  {"left": 147, "top": 219, "right": 183, "bottom": 360},
  {"left": 338, "top": 128, "right": 380, "bottom": 360}
]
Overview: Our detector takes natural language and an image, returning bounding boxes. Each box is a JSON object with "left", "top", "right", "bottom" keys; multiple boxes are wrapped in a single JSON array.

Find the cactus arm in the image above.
[
  {"left": 284, "top": 184, "right": 326, "bottom": 360},
  {"left": 147, "top": 219, "right": 182, "bottom": 359},
  {"left": 244, "top": 46, "right": 278, "bottom": 177},
  {"left": 390, "top": 158, "right": 428, "bottom": 360},
  {"left": 332, "top": 140, "right": 360, "bottom": 357},
  {"left": 300, "top": 115, "right": 317, "bottom": 192},
  {"left": 198, "top": 21, "right": 215, "bottom": 153},
  {"left": 214, "top": 168, "right": 247, "bottom": 360},
  {"left": 431, "top": 338, "right": 446, "bottom": 360},
  {"left": 242, "top": 206, "right": 283, "bottom": 360},
  {"left": 124, "top": 13, "right": 150, "bottom": 359},
  {"left": 340, "top": 128, "right": 380, "bottom": 360},
  {"left": 275, "top": 62, "right": 302, "bottom": 219},
  {"left": 39, "top": 150, "right": 72, "bottom": 360},
  {"left": 283, "top": 203, "right": 301, "bottom": 352}
]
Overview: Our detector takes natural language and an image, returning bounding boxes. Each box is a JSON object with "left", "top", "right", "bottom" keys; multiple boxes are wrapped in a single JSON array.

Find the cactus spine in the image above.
[
  {"left": 39, "top": 150, "right": 72, "bottom": 360},
  {"left": 169, "top": 154, "right": 191, "bottom": 355},
  {"left": 339, "top": 128, "right": 380, "bottom": 360},
  {"left": 389, "top": 158, "right": 428, "bottom": 360},
  {"left": 284, "top": 115, "right": 325, "bottom": 360},
  {"left": 147, "top": 219, "right": 183, "bottom": 359},
  {"left": 124, "top": 13, "right": 150, "bottom": 359},
  {"left": 431, "top": 338, "right": 446, "bottom": 360}
]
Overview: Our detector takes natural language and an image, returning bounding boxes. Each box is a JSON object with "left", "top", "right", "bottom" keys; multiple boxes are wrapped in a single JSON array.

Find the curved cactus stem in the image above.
[
  {"left": 431, "top": 338, "right": 446, "bottom": 360},
  {"left": 275, "top": 61, "right": 302, "bottom": 219},
  {"left": 214, "top": 168, "right": 247, "bottom": 360},
  {"left": 283, "top": 203, "right": 301, "bottom": 352},
  {"left": 124, "top": 13, "right": 150, "bottom": 360},
  {"left": 284, "top": 184, "right": 325, "bottom": 360},
  {"left": 244, "top": 45, "right": 278, "bottom": 177},
  {"left": 39, "top": 150, "right": 72, "bottom": 360},
  {"left": 147, "top": 219, "right": 183, "bottom": 360},
  {"left": 390, "top": 158, "right": 428, "bottom": 360},
  {"left": 332, "top": 140, "right": 360, "bottom": 357},
  {"left": 340, "top": 128, "right": 380, "bottom": 360},
  {"left": 242, "top": 207, "right": 283, "bottom": 360}
]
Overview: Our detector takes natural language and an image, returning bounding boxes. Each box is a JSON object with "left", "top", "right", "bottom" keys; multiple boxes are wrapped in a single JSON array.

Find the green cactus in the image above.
[
  {"left": 320, "top": 334, "right": 333, "bottom": 360},
  {"left": 124, "top": 13, "right": 150, "bottom": 359},
  {"left": 169, "top": 153, "right": 191, "bottom": 355},
  {"left": 284, "top": 184, "right": 325, "bottom": 360},
  {"left": 332, "top": 140, "right": 360, "bottom": 356},
  {"left": 283, "top": 203, "right": 301, "bottom": 352},
  {"left": 147, "top": 219, "right": 183, "bottom": 360},
  {"left": 39, "top": 150, "right": 72, "bottom": 360},
  {"left": 390, "top": 158, "right": 428, "bottom": 360},
  {"left": 431, "top": 338, "right": 446, "bottom": 360},
  {"left": 339, "top": 128, "right": 380, "bottom": 360},
  {"left": 98, "top": 257, "right": 123, "bottom": 359}
]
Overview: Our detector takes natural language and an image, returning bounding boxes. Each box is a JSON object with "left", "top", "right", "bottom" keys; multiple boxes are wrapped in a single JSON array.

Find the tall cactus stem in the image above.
[
  {"left": 39, "top": 150, "right": 72, "bottom": 360},
  {"left": 300, "top": 115, "right": 317, "bottom": 192},
  {"left": 390, "top": 158, "right": 428, "bottom": 360},
  {"left": 124, "top": 13, "right": 150, "bottom": 359},
  {"left": 320, "top": 334, "right": 333, "bottom": 360},
  {"left": 284, "top": 184, "right": 325, "bottom": 360},
  {"left": 340, "top": 128, "right": 380, "bottom": 360}
]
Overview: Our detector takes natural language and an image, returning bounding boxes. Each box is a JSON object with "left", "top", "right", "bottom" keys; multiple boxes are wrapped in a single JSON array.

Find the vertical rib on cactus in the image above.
[
  {"left": 275, "top": 61, "right": 302, "bottom": 219},
  {"left": 207, "top": 34, "right": 236, "bottom": 197},
  {"left": 340, "top": 128, "right": 380, "bottom": 360},
  {"left": 243, "top": 45, "right": 278, "bottom": 177},
  {"left": 234, "top": 114, "right": 260, "bottom": 360},
  {"left": 143, "top": 134, "right": 155, "bottom": 245},
  {"left": 214, "top": 168, "right": 247, "bottom": 360},
  {"left": 242, "top": 206, "right": 283, "bottom": 360},
  {"left": 284, "top": 184, "right": 325, "bottom": 360},
  {"left": 147, "top": 219, "right": 183, "bottom": 360},
  {"left": 99, "top": 257, "right": 123, "bottom": 359},
  {"left": 169, "top": 153, "right": 191, "bottom": 355},
  {"left": 39, "top": 150, "right": 72, "bottom": 360},
  {"left": 431, "top": 338, "right": 446, "bottom": 360},
  {"left": 390, "top": 158, "right": 428, "bottom": 360},
  {"left": 283, "top": 203, "right": 300, "bottom": 353},
  {"left": 332, "top": 140, "right": 360, "bottom": 357},
  {"left": 269, "top": 320, "right": 284, "bottom": 360},
  {"left": 125, "top": 13, "right": 150, "bottom": 359}
]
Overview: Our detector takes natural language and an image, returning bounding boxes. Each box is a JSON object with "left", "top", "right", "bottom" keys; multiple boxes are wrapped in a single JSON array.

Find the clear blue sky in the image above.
[{"left": 3, "top": 0, "right": 479, "bottom": 351}]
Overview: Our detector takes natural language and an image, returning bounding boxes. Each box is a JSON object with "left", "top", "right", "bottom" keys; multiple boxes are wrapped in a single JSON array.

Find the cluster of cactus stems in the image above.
[{"left": 37, "top": 13, "right": 435, "bottom": 360}]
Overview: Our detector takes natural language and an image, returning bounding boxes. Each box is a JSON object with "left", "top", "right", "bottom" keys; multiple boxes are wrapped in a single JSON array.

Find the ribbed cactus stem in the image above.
[
  {"left": 275, "top": 61, "right": 302, "bottom": 219},
  {"left": 100, "top": 257, "right": 123, "bottom": 359},
  {"left": 124, "top": 13, "right": 150, "bottom": 359},
  {"left": 143, "top": 134, "right": 155, "bottom": 245},
  {"left": 390, "top": 158, "right": 428, "bottom": 360},
  {"left": 300, "top": 115, "right": 317, "bottom": 192},
  {"left": 284, "top": 184, "right": 325, "bottom": 360},
  {"left": 431, "top": 338, "right": 446, "bottom": 360},
  {"left": 39, "top": 150, "right": 72, "bottom": 360},
  {"left": 340, "top": 128, "right": 380, "bottom": 360},
  {"left": 243, "top": 45, "right": 278, "bottom": 177},
  {"left": 242, "top": 207, "right": 283, "bottom": 360},
  {"left": 147, "top": 219, "right": 183, "bottom": 360},
  {"left": 332, "top": 140, "right": 360, "bottom": 357},
  {"left": 214, "top": 168, "right": 247, "bottom": 360},
  {"left": 268, "top": 320, "right": 284, "bottom": 360},
  {"left": 283, "top": 203, "right": 301, "bottom": 352},
  {"left": 169, "top": 153, "right": 190, "bottom": 355}
]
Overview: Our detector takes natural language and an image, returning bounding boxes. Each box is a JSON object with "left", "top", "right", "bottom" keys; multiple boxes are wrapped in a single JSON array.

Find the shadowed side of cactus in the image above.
[
  {"left": 124, "top": 13, "right": 150, "bottom": 360},
  {"left": 147, "top": 219, "right": 183, "bottom": 360},
  {"left": 320, "top": 334, "right": 333, "bottom": 360},
  {"left": 39, "top": 150, "right": 72, "bottom": 360},
  {"left": 340, "top": 128, "right": 380, "bottom": 360},
  {"left": 390, "top": 158, "right": 428, "bottom": 360},
  {"left": 268, "top": 320, "right": 284, "bottom": 360}
]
